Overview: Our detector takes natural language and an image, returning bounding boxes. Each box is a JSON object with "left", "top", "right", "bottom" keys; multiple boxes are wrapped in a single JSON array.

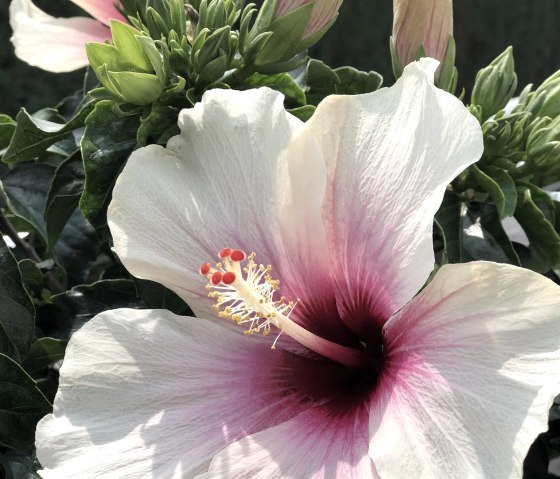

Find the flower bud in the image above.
[
  {"left": 86, "top": 20, "right": 164, "bottom": 105},
  {"left": 391, "top": 0, "right": 455, "bottom": 88},
  {"left": 471, "top": 47, "right": 518, "bottom": 123},
  {"left": 245, "top": 0, "right": 342, "bottom": 71}
]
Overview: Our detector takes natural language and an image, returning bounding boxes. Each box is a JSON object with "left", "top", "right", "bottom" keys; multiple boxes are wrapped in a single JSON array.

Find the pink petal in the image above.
[
  {"left": 36, "top": 309, "right": 345, "bottom": 478},
  {"left": 369, "top": 262, "right": 560, "bottom": 477},
  {"left": 71, "top": 0, "right": 127, "bottom": 25},
  {"left": 307, "top": 59, "right": 483, "bottom": 335},
  {"left": 9, "top": 0, "right": 110, "bottom": 72},
  {"left": 201, "top": 399, "right": 378, "bottom": 478},
  {"left": 108, "top": 88, "right": 355, "bottom": 344}
]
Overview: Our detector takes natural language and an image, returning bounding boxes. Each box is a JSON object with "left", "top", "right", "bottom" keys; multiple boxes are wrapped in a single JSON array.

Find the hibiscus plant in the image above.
[{"left": 1, "top": 0, "right": 560, "bottom": 478}]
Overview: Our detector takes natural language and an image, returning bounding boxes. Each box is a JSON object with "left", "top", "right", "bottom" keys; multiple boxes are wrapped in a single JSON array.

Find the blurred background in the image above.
[{"left": 1, "top": 0, "right": 560, "bottom": 117}]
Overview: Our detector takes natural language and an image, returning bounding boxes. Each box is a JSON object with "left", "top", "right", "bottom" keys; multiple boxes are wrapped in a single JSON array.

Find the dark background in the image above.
[{"left": 1, "top": 0, "right": 560, "bottom": 117}]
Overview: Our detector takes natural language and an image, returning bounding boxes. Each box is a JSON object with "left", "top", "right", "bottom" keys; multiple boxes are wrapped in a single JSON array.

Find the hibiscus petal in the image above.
[
  {"left": 36, "top": 308, "right": 341, "bottom": 478},
  {"left": 71, "top": 0, "right": 126, "bottom": 25},
  {"left": 369, "top": 262, "right": 560, "bottom": 478},
  {"left": 108, "top": 88, "right": 351, "bottom": 342},
  {"left": 9, "top": 0, "right": 110, "bottom": 72},
  {"left": 200, "top": 400, "right": 378, "bottom": 479},
  {"left": 307, "top": 58, "right": 483, "bottom": 334}
]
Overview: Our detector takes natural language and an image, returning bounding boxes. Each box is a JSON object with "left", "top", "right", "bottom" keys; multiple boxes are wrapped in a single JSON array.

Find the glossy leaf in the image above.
[
  {"left": 44, "top": 153, "right": 85, "bottom": 250},
  {"left": 0, "top": 354, "right": 51, "bottom": 450},
  {"left": 2, "top": 102, "right": 94, "bottom": 164},
  {"left": 0, "top": 241, "right": 34, "bottom": 362},
  {"left": 21, "top": 338, "right": 68, "bottom": 376},
  {"left": 80, "top": 101, "right": 140, "bottom": 227}
]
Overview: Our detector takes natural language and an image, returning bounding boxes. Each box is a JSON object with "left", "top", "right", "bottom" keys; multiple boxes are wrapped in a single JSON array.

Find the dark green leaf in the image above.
[
  {"left": 22, "top": 338, "right": 68, "bottom": 375},
  {"left": 0, "top": 114, "right": 16, "bottom": 151},
  {"left": 18, "top": 259, "right": 43, "bottom": 298},
  {"left": 1, "top": 163, "right": 54, "bottom": 241},
  {"left": 436, "top": 192, "right": 516, "bottom": 264},
  {"left": 305, "top": 59, "right": 339, "bottom": 106},
  {"left": 137, "top": 102, "right": 180, "bottom": 146},
  {"left": 470, "top": 165, "right": 517, "bottom": 219},
  {"left": 333, "top": 66, "right": 383, "bottom": 95},
  {"left": 134, "top": 279, "right": 191, "bottom": 315},
  {"left": 287, "top": 105, "right": 316, "bottom": 122},
  {"left": 44, "top": 152, "right": 85, "bottom": 249},
  {"left": 0, "top": 354, "right": 51, "bottom": 450},
  {"left": 80, "top": 100, "right": 140, "bottom": 227},
  {"left": 40, "top": 279, "right": 141, "bottom": 339},
  {"left": 2, "top": 101, "right": 94, "bottom": 164},
  {"left": 244, "top": 72, "right": 306, "bottom": 106},
  {"left": 0, "top": 450, "right": 41, "bottom": 479},
  {"left": 52, "top": 208, "right": 98, "bottom": 286},
  {"left": 0, "top": 241, "right": 34, "bottom": 362},
  {"left": 515, "top": 185, "right": 560, "bottom": 272}
]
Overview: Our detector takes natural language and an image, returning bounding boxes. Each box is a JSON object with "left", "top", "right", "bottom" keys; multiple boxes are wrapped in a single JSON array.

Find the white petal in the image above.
[
  {"left": 9, "top": 0, "right": 109, "bottom": 72},
  {"left": 369, "top": 262, "right": 560, "bottom": 478},
  {"left": 108, "top": 88, "right": 340, "bottom": 335},
  {"left": 71, "top": 0, "right": 126, "bottom": 25},
  {"left": 200, "top": 402, "right": 378, "bottom": 479},
  {"left": 36, "top": 309, "right": 322, "bottom": 478},
  {"left": 307, "top": 59, "right": 483, "bottom": 333}
]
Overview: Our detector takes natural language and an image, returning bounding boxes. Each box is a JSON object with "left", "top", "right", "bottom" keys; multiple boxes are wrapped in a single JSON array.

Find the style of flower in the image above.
[
  {"left": 35, "top": 59, "right": 560, "bottom": 478},
  {"left": 9, "top": 0, "right": 126, "bottom": 72}
]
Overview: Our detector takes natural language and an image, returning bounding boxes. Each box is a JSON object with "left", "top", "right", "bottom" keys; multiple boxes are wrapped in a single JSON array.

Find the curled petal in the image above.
[
  {"left": 108, "top": 88, "right": 351, "bottom": 342},
  {"left": 9, "top": 0, "right": 110, "bottom": 72},
  {"left": 370, "top": 262, "right": 560, "bottom": 478},
  {"left": 35, "top": 309, "right": 342, "bottom": 478},
  {"left": 307, "top": 59, "right": 483, "bottom": 334}
]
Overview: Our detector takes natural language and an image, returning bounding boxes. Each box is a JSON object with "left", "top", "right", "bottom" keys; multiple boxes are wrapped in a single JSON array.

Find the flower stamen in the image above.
[{"left": 199, "top": 249, "right": 368, "bottom": 368}]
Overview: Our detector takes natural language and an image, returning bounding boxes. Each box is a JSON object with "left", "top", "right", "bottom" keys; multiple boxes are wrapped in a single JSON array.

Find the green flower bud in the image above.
[
  {"left": 86, "top": 20, "right": 164, "bottom": 105},
  {"left": 245, "top": 0, "right": 342, "bottom": 70},
  {"left": 471, "top": 47, "right": 518, "bottom": 123},
  {"left": 527, "top": 115, "right": 560, "bottom": 172}
]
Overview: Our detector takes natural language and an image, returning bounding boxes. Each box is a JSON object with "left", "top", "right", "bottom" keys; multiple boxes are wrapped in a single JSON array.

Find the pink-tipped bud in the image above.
[
  {"left": 391, "top": 0, "right": 454, "bottom": 84},
  {"left": 274, "top": 0, "right": 342, "bottom": 40}
]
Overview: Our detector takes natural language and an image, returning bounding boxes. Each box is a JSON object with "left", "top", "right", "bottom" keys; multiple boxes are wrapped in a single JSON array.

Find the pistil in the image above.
[{"left": 200, "top": 249, "right": 368, "bottom": 368}]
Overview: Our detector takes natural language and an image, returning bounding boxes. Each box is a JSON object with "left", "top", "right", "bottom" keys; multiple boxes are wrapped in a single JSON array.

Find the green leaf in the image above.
[
  {"left": 1, "top": 163, "right": 54, "bottom": 241},
  {"left": 44, "top": 152, "right": 84, "bottom": 249},
  {"left": 514, "top": 184, "right": 560, "bottom": 272},
  {"left": 137, "top": 102, "right": 180, "bottom": 146},
  {"left": 333, "top": 66, "right": 383, "bottom": 95},
  {"left": 0, "top": 114, "right": 16, "bottom": 151},
  {"left": 80, "top": 100, "right": 140, "bottom": 227},
  {"left": 469, "top": 165, "right": 517, "bottom": 219},
  {"left": 0, "top": 354, "right": 51, "bottom": 450},
  {"left": 305, "top": 59, "right": 339, "bottom": 106},
  {"left": 287, "top": 105, "right": 316, "bottom": 122},
  {"left": 0, "top": 240, "right": 35, "bottom": 362},
  {"left": 18, "top": 259, "right": 43, "bottom": 298},
  {"left": 436, "top": 191, "right": 517, "bottom": 264},
  {"left": 134, "top": 279, "right": 191, "bottom": 316},
  {"left": 22, "top": 338, "right": 68, "bottom": 375},
  {"left": 244, "top": 72, "right": 306, "bottom": 106},
  {"left": 52, "top": 208, "right": 97, "bottom": 286},
  {"left": 43, "top": 279, "right": 142, "bottom": 339},
  {"left": 2, "top": 163, "right": 97, "bottom": 286},
  {"left": 0, "top": 450, "right": 41, "bottom": 479},
  {"left": 2, "top": 101, "right": 95, "bottom": 164}
]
